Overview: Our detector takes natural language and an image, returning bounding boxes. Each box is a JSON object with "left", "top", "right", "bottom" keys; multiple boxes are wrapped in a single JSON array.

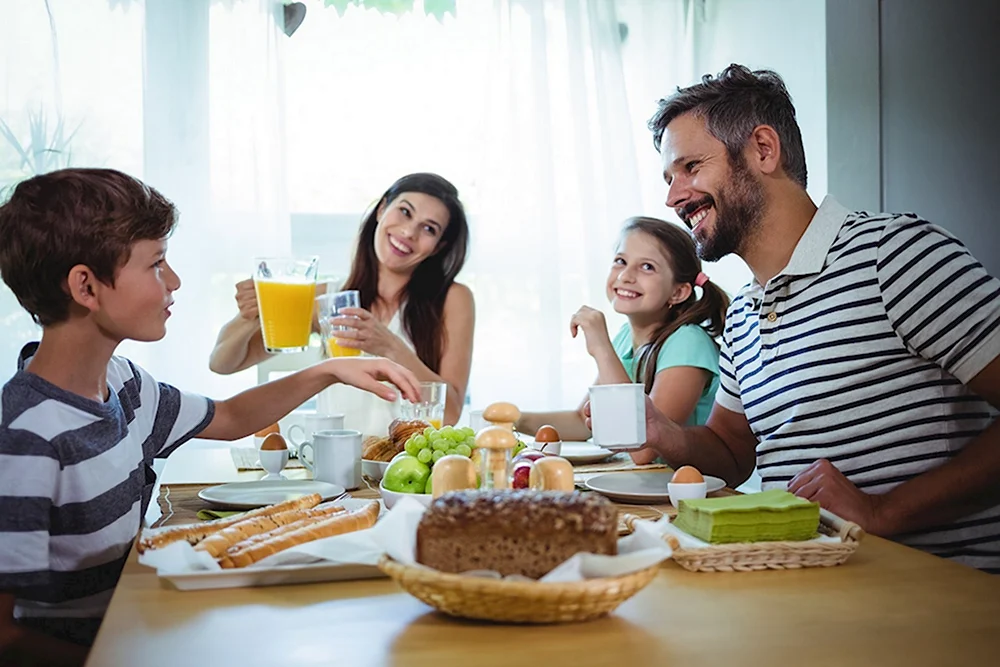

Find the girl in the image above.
[
  {"left": 518, "top": 216, "right": 728, "bottom": 464},
  {"left": 209, "top": 173, "right": 474, "bottom": 433}
]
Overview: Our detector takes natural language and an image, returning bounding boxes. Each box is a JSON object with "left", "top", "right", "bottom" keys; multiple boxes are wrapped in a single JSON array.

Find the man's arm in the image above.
[
  {"left": 0, "top": 592, "right": 88, "bottom": 667},
  {"left": 790, "top": 356, "right": 1000, "bottom": 535}
]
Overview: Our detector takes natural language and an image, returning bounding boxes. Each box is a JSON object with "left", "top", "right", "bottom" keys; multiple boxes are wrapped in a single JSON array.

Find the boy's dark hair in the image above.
[
  {"left": 648, "top": 64, "right": 808, "bottom": 188},
  {"left": 0, "top": 168, "right": 177, "bottom": 326}
]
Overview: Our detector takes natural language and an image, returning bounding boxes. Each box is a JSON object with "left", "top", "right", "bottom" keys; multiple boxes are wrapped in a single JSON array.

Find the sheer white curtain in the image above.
[
  {"left": 0, "top": 0, "right": 286, "bottom": 400},
  {"left": 1, "top": 0, "right": 702, "bottom": 417}
]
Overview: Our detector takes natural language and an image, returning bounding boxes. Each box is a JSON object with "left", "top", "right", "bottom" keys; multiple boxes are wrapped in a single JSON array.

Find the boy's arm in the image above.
[
  {"left": 199, "top": 357, "right": 421, "bottom": 441},
  {"left": 0, "top": 592, "right": 88, "bottom": 667}
]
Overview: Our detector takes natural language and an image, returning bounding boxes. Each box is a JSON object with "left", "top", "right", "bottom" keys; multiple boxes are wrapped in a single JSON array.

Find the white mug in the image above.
[
  {"left": 589, "top": 383, "right": 646, "bottom": 450},
  {"left": 287, "top": 413, "right": 345, "bottom": 449},
  {"left": 298, "top": 428, "right": 362, "bottom": 490}
]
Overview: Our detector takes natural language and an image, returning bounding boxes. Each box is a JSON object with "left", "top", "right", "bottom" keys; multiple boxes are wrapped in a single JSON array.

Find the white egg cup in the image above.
[
  {"left": 259, "top": 448, "right": 289, "bottom": 481},
  {"left": 668, "top": 481, "right": 707, "bottom": 507},
  {"left": 529, "top": 439, "right": 562, "bottom": 456}
]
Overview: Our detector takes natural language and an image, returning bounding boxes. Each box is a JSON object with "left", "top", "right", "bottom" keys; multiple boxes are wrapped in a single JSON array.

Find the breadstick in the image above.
[
  {"left": 220, "top": 500, "right": 380, "bottom": 569},
  {"left": 194, "top": 506, "right": 332, "bottom": 558},
  {"left": 223, "top": 506, "right": 346, "bottom": 554},
  {"left": 137, "top": 493, "right": 322, "bottom": 553}
]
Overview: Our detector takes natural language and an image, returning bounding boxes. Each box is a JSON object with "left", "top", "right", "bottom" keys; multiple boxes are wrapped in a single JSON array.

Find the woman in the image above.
[
  {"left": 210, "top": 173, "right": 474, "bottom": 433},
  {"left": 517, "top": 217, "right": 728, "bottom": 464}
]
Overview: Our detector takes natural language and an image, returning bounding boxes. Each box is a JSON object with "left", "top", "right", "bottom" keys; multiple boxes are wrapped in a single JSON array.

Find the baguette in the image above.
[
  {"left": 194, "top": 506, "right": 334, "bottom": 558},
  {"left": 220, "top": 500, "right": 380, "bottom": 569},
  {"left": 223, "top": 505, "right": 346, "bottom": 554},
  {"left": 137, "top": 493, "right": 322, "bottom": 553}
]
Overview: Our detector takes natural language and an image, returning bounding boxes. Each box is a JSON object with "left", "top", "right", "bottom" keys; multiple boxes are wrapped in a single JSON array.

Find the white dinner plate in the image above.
[
  {"left": 197, "top": 480, "right": 346, "bottom": 509},
  {"left": 584, "top": 471, "right": 725, "bottom": 504}
]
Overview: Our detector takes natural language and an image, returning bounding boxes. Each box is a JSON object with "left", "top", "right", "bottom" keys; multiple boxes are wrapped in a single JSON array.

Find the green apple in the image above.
[{"left": 383, "top": 455, "right": 431, "bottom": 494}]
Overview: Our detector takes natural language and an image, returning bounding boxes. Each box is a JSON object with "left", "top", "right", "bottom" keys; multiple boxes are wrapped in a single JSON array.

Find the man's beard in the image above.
[{"left": 685, "top": 157, "right": 766, "bottom": 262}]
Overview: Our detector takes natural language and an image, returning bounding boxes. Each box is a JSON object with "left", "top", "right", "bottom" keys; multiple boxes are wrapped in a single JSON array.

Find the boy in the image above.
[{"left": 0, "top": 168, "right": 420, "bottom": 665}]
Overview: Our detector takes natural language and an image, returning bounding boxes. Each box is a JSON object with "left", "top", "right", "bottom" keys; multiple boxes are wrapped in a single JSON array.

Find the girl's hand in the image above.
[
  {"left": 234, "top": 278, "right": 259, "bottom": 321},
  {"left": 570, "top": 306, "right": 613, "bottom": 358},
  {"left": 322, "top": 356, "right": 422, "bottom": 403},
  {"left": 330, "top": 307, "right": 404, "bottom": 358}
]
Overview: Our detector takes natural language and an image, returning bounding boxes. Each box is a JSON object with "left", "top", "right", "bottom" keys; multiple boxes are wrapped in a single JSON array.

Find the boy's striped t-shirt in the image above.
[
  {"left": 717, "top": 196, "right": 1000, "bottom": 572},
  {"left": 0, "top": 345, "right": 214, "bottom": 644}
]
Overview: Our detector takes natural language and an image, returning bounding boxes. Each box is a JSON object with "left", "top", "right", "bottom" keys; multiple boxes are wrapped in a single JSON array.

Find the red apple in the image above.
[
  {"left": 513, "top": 450, "right": 546, "bottom": 466},
  {"left": 511, "top": 461, "right": 533, "bottom": 489}
]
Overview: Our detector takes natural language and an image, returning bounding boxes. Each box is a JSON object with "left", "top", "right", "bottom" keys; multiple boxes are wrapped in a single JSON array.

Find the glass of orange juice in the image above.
[
  {"left": 254, "top": 256, "right": 319, "bottom": 353},
  {"left": 317, "top": 290, "right": 363, "bottom": 357},
  {"left": 399, "top": 381, "right": 447, "bottom": 428}
]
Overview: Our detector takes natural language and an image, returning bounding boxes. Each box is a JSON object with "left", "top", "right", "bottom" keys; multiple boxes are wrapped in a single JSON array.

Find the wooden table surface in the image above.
[{"left": 86, "top": 443, "right": 1000, "bottom": 667}]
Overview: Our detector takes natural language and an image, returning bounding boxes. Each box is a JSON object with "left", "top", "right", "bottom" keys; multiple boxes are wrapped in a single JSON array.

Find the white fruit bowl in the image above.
[
  {"left": 362, "top": 459, "right": 390, "bottom": 482},
  {"left": 379, "top": 480, "right": 434, "bottom": 509}
]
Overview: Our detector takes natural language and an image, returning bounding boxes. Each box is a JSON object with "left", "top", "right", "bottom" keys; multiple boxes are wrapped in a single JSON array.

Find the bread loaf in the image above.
[
  {"left": 194, "top": 505, "right": 335, "bottom": 558},
  {"left": 416, "top": 490, "right": 617, "bottom": 579}
]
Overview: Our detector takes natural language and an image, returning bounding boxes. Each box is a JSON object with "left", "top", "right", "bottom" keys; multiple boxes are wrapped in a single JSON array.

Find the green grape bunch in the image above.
[{"left": 403, "top": 425, "right": 477, "bottom": 466}]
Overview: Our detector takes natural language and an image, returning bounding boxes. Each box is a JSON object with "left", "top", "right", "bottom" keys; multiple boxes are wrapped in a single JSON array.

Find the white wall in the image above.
[{"left": 618, "top": 0, "right": 827, "bottom": 297}]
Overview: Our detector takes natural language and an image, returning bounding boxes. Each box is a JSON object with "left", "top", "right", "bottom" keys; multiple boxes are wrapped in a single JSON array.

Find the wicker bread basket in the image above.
[
  {"left": 378, "top": 556, "right": 660, "bottom": 623},
  {"left": 658, "top": 508, "right": 865, "bottom": 573}
]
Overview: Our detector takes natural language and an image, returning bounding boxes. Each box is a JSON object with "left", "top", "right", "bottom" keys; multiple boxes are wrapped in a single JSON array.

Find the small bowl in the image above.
[
  {"left": 668, "top": 481, "right": 707, "bottom": 507},
  {"left": 362, "top": 458, "right": 390, "bottom": 482},
  {"left": 379, "top": 480, "right": 434, "bottom": 510}
]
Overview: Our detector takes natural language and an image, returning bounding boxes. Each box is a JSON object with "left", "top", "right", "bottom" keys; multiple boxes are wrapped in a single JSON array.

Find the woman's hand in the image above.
[
  {"left": 330, "top": 307, "right": 405, "bottom": 358},
  {"left": 570, "top": 306, "right": 614, "bottom": 358},
  {"left": 234, "top": 278, "right": 259, "bottom": 321}
]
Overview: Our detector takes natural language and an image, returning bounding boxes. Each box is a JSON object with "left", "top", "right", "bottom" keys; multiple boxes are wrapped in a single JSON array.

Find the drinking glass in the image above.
[
  {"left": 317, "top": 290, "right": 362, "bottom": 357},
  {"left": 254, "top": 256, "right": 319, "bottom": 353},
  {"left": 399, "top": 381, "right": 447, "bottom": 429}
]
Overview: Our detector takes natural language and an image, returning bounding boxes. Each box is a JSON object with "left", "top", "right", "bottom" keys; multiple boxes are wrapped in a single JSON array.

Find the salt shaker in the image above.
[{"left": 475, "top": 426, "right": 517, "bottom": 490}]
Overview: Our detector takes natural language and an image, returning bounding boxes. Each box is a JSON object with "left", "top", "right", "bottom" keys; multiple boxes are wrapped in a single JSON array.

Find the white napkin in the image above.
[{"left": 138, "top": 496, "right": 675, "bottom": 581}]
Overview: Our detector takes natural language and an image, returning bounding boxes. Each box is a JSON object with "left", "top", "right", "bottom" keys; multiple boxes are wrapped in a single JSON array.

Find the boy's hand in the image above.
[
  {"left": 234, "top": 278, "right": 259, "bottom": 321},
  {"left": 570, "top": 306, "right": 613, "bottom": 358},
  {"left": 324, "top": 357, "right": 422, "bottom": 403}
]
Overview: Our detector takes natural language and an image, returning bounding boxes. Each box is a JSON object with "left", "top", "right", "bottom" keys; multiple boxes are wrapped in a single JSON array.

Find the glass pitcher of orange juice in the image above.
[{"left": 254, "top": 257, "right": 319, "bottom": 353}]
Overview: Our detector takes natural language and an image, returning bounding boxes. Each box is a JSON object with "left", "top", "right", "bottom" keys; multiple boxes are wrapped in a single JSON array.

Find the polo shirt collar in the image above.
[{"left": 779, "top": 195, "right": 851, "bottom": 277}]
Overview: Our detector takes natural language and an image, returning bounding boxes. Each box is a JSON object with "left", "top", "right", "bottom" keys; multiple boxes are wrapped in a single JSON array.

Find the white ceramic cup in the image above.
[
  {"left": 298, "top": 428, "right": 362, "bottom": 490},
  {"left": 287, "top": 413, "right": 346, "bottom": 449},
  {"left": 589, "top": 383, "right": 646, "bottom": 450},
  {"left": 468, "top": 409, "right": 487, "bottom": 433},
  {"left": 668, "top": 481, "right": 708, "bottom": 507}
]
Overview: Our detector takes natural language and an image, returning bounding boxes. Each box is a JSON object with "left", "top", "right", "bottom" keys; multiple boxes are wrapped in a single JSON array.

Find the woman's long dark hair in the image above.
[
  {"left": 623, "top": 217, "right": 730, "bottom": 394},
  {"left": 342, "top": 173, "right": 469, "bottom": 373}
]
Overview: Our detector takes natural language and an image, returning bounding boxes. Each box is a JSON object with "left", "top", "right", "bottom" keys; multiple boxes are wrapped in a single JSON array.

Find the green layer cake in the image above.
[{"left": 672, "top": 489, "right": 820, "bottom": 544}]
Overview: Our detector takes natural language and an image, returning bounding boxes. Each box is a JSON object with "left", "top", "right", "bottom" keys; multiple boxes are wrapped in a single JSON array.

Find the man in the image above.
[{"left": 627, "top": 64, "right": 1000, "bottom": 572}]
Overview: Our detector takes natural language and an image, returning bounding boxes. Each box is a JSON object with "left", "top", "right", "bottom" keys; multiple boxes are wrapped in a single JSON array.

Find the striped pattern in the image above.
[
  {"left": 0, "top": 344, "right": 213, "bottom": 645},
  {"left": 717, "top": 197, "right": 1000, "bottom": 572}
]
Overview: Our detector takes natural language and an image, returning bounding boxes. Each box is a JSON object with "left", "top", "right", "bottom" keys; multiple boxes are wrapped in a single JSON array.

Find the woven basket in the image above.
[
  {"left": 663, "top": 509, "right": 865, "bottom": 572},
  {"left": 378, "top": 556, "right": 660, "bottom": 623}
]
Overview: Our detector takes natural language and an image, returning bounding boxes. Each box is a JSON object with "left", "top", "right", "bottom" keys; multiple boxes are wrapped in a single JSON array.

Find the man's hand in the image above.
[
  {"left": 788, "top": 459, "right": 888, "bottom": 534},
  {"left": 323, "top": 356, "right": 422, "bottom": 404}
]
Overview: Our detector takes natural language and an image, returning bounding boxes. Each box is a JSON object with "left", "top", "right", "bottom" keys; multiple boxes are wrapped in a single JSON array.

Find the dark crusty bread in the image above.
[{"left": 416, "top": 490, "right": 617, "bottom": 579}]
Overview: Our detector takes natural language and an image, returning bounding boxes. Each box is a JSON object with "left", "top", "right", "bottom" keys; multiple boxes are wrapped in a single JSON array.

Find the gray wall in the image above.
[{"left": 827, "top": 0, "right": 1000, "bottom": 275}]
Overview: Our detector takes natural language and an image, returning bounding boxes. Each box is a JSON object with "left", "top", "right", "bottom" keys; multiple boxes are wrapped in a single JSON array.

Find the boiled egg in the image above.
[
  {"left": 534, "top": 424, "right": 561, "bottom": 443},
  {"left": 260, "top": 432, "right": 288, "bottom": 451},
  {"left": 672, "top": 465, "right": 704, "bottom": 484}
]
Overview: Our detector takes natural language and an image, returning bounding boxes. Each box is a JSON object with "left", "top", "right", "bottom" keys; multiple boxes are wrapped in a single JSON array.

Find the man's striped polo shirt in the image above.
[{"left": 717, "top": 196, "right": 1000, "bottom": 572}]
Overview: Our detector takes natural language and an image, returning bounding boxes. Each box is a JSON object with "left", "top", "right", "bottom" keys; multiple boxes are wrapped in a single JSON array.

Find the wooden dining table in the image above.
[{"left": 85, "top": 443, "right": 1000, "bottom": 667}]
